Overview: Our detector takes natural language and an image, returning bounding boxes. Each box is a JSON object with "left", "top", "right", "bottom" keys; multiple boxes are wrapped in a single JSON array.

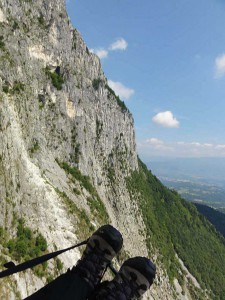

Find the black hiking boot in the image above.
[
  {"left": 72, "top": 224, "right": 123, "bottom": 290},
  {"left": 92, "top": 256, "right": 156, "bottom": 299}
]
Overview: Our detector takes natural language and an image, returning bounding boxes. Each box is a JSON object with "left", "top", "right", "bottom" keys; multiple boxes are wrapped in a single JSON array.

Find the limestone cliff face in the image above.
[{"left": 0, "top": 1, "right": 197, "bottom": 299}]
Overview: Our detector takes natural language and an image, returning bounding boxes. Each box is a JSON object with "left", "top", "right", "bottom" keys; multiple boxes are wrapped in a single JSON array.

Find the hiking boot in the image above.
[
  {"left": 92, "top": 256, "right": 156, "bottom": 299},
  {"left": 73, "top": 224, "right": 123, "bottom": 290}
]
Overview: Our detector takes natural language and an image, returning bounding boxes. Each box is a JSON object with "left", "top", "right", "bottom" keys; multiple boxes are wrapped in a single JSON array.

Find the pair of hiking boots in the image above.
[{"left": 74, "top": 225, "right": 156, "bottom": 299}]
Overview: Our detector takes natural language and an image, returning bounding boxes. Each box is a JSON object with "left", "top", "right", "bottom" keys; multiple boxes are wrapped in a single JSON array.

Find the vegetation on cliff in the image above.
[
  {"left": 0, "top": 218, "right": 48, "bottom": 278},
  {"left": 126, "top": 159, "right": 225, "bottom": 300},
  {"left": 194, "top": 203, "right": 225, "bottom": 238}
]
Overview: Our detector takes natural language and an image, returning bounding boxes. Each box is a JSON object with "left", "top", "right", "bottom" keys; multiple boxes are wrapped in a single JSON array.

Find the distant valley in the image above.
[
  {"left": 159, "top": 177, "right": 225, "bottom": 213},
  {"left": 147, "top": 157, "right": 225, "bottom": 214},
  {"left": 147, "top": 157, "right": 225, "bottom": 238}
]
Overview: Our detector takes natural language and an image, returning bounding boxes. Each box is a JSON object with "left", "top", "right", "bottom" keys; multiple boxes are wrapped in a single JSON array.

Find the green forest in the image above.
[
  {"left": 194, "top": 203, "right": 225, "bottom": 238},
  {"left": 126, "top": 159, "right": 225, "bottom": 300}
]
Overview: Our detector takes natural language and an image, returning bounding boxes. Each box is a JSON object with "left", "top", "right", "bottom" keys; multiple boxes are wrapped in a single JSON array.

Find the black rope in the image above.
[{"left": 0, "top": 239, "right": 88, "bottom": 279}]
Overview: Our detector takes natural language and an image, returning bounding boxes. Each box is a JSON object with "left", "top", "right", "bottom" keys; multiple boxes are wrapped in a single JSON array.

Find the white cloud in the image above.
[
  {"left": 108, "top": 80, "right": 134, "bottom": 100},
  {"left": 138, "top": 138, "right": 173, "bottom": 154},
  {"left": 215, "top": 144, "right": 225, "bottom": 149},
  {"left": 215, "top": 53, "right": 225, "bottom": 78},
  {"left": 145, "top": 138, "right": 173, "bottom": 151},
  {"left": 109, "top": 38, "right": 128, "bottom": 51},
  {"left": 138, "top": 139, "right": 225, "bottom": 158},
  {"left": 191, "top": 142, "right": 201, "bottom": 147},
  {"left": 90, "top": 48, "right": 108, "bottom": 59},
  {"left": 90, "top": 38, "right": 128, "bottom": 60},
  {"left": 152, "top": 111, "right": 179, "bottom": 128},
  {"left": 146, "top": 138, "right": 164, "bottom": 146}
]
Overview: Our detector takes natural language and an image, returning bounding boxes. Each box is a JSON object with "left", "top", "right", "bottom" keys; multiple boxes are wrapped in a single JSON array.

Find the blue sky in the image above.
[{"left": 66, "top": 0, "right": 225, "bottom": 161}]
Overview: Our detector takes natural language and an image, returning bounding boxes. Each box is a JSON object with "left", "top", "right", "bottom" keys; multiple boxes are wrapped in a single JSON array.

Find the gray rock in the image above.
[{"left": 0, "top": 1, "right": 200, "bottom": 299}]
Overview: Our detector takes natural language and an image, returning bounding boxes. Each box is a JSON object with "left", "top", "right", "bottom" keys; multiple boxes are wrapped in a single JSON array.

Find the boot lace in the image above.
[
  {"left": 73, "top": 241, "right": 111, "bottom": 289},
  {"left": 97, "top": 272, "right": 147, "bottom": 300}
]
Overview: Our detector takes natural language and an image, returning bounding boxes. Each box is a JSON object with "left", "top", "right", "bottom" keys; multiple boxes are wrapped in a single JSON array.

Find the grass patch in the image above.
[
  {"left": 1, "top": 218, "right": 48, "bottom": 279},
  {"left": 55, "top": 257, "right": 63, "bottom": 272},
  {"left": 12, "top": 81, "right": 25, "bottom": 93},
  {"left": 6, "top": 218, "right": 47, "bottom": 262},
  {"left": 56, "top": 160, "right": 109, "bottom": 224},
  {"left": 54, "top": 187, "right": 95, "bottom": 239},
  {"left": 2, "top": 81, "right": 25, "bottom": 95}
]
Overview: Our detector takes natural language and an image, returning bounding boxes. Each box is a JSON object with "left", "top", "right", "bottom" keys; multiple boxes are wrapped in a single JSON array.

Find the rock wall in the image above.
[{"left": 0, "top": 0, "right": 198, "bottom": 299}]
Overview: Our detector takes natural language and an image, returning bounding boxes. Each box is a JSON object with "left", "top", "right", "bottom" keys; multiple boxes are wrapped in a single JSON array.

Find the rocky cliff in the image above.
[{"left": 0, "top": 0, "right": 216, "bottom": 299}]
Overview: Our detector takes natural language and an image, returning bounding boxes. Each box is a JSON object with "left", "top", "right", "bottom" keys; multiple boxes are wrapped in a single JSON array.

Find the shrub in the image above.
[
  {"left": 0, "top": 36, "right": 5, "bottom": 49},
  {"left": 74, "top": 143, "right": 80, "bottom": 164},
  {"left": 12, "top": 21, "right": 19, "bottom": 31},
  {"left": 55, "top": 258, "right": 63, "bottom": 271},
  {"left": 2, "top": 85, "right": 9, "bottom": 93},
  {"left": 35, "top": 234, "right": 48, "bottom": 251},
  {"left": 12, "top": 81, "right": 25, "bottom": 93},
  {"left": 38, "top": 15, "right": 45, "bottom": 27},
  {"left": 73, "top": 187, "right": 81, "bottom": 195},
  {"left": 6, "top": 218, "right": 47, "bottom": 262},
  {"left": 92, "top": 78, "right": 102, "bottom": 91},
  {"left": 30, "top": 140, "right": 40, "bottom": 154},
  {"left": 105, "top": 84, "right": 128, "bottom": 112},
  {"left": 45, "top": 66, "right": 64, "bottom": 90},
  {"left": 96, "top": 119, "right": 103, "bottom": 139}
]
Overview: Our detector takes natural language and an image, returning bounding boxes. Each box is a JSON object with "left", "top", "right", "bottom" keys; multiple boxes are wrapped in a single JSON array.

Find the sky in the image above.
[{"left": 66, "top": 0, "right": 225, "bottom": 162}]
